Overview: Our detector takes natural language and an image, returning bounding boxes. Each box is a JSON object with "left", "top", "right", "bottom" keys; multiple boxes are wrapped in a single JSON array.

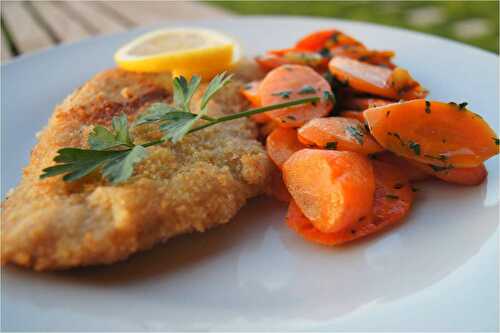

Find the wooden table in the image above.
[{"left": 0, "top": 1, "right": 230, "bottom": 62}]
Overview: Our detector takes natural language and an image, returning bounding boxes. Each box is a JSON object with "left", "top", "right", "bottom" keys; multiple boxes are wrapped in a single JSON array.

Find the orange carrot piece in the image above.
[
  {"left": 328, "top": 57, "right": 427, "bottom": 100},
  {"left": 255, "top": 51, "right": 326, "bottom": 71},
  {"left": 286, "top": 160, "right": 413, "bottom": 245},
  {"left": 412, "top": 161, "right": 487, "bottom": 186},
  {"left": 375, "top": 152, "right": 430, "bottom": 182},
  {"left": 330, "top": 46, "right": 396, "bottom": 68},
  {"left": 241, "top": 81, "right": 262, "bottom": 107},
  {"left": 339, "top": 110, "right": 365, "bottom": 122},
  {"left": 295, "top": 29, "right": 364, "bottom": 52},
  {"left": 341, "top": 96, "right": 394, "bottom": 111},
  {"left": 240, "top": 81, "right": 269, "bottom": 123},
  {"left": 259, "top": 64, "right": 334, "bottom": 127},
  {"left": 298, "top": 117, "right": 384, "bottom": 154},
  {"left": 265, "top": 168, "right": 292, "bottom": 202},
  {"left": 283, "top": 149, "right": 375, "bottom": 233},
  {"left": 266, "top": 127, "right": 306, "bottom": 169},
  {"left": 364, "top": 99, "right": 500, "bottom": 168}
]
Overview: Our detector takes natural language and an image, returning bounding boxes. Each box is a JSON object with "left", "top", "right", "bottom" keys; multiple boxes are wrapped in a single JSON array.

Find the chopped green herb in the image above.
[
  {"left": 325, "top": 141, "right": 338, "bottom": 150},
  {"left": 347, "top": 126, "right": 364, "bottom": 144},
  {"left": 429, "top": 164, "right": 454, "bottom": 172},
  {"left": 458, "top": 102, "right": 468, "bottom": 109},
  {"left": 272, "top": 90, "right": 293, "bottom": 99},
  {"left": 322, "top": 90, "right": 336, "bottom": 104},
  {"left": 385, "top": 194, "right": 399, "bottom": 200},
  {"left": 425, "top": 101, "right": 431, "bottom": 114},
  {"left": 298, "top": 85, "right": 316, "bottom": 95},
  {"left": 330, "top": 32, "right": 340, "bottom": 43},
  {"left": 319, "top": 48, "right": 331, "bottom": 58},
  {"left": 408, "top": 141, "right": 421, "bottom": 156},
  {"left": 424, "top": 154, "right": 448, "bottom": 162},
  {"left": 494, "top": 137, "right": 500, "bottom": 145}
]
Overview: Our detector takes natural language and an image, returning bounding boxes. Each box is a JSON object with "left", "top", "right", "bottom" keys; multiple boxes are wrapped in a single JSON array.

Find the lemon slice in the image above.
[{"left": 114, "top": 28, "right": 240, "bottom": 78}]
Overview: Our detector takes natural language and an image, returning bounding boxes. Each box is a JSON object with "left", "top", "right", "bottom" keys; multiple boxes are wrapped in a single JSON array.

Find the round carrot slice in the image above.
[
  {"left": 411, "top": 161, "right": 487, "bottom": 186},
  {"left": 283, "top": 149, "right": 375, "bottom": 233},
  {"left": 295, "top": 29, "right": 364, "bottom": 52},
  {"left": 241, "top": 81, "right": 262, "bottom": 107},
  {"left": 298, "top": 117, "right": 383, "bottom": 154},
  {"left": 259, "top": 64, "right": 334, "bottom": 127},
  {"left": 328, "top": 57, "right": 427, "bottom": 100},
  {"left": 240, "top": 81, "right": 269, "bottom": 123},
  {"left": 341, "top": 96, "right": 394, "bottom": 111},
  {"left": 285, "top": 160, "right": 413, "bottom": 246},
  {"left": 266, "top": 127, "right": 306, "bottom": 169},
  {"left": 375, "top": 151, "right": 429, "bottom": 182},
  {"left": 364, "top": 99, "right": 500, "bottom": 168}
]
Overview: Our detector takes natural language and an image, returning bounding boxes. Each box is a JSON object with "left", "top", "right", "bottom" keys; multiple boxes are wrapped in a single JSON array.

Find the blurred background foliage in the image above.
[{"left": 208, "top": 1, "right": 499, "bottom": 53}]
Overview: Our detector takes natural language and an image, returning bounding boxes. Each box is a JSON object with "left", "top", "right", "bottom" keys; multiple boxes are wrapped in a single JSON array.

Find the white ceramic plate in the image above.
[{"left": 1, "top": 17, "right": 498, "bottom": 331}]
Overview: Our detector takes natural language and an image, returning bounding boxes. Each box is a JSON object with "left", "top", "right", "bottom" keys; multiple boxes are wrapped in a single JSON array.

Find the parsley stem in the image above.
[
  {"left": 188, "top": 96, "right": 320, "bottom": 134},
  {"left": 141, "top": 139, "right": 164, "bottom": 148}
]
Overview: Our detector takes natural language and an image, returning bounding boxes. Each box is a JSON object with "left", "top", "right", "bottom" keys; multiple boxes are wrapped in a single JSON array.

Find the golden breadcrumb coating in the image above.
[{"left": 1, "top": 60, "right": 271, "bottom": 271}]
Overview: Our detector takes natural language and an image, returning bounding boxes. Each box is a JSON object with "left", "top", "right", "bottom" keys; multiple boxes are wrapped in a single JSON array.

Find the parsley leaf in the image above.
[
  {"left": 173, "top": 75, "right": 201, "bottom": 109},
  {"left": 101, "top": 145, "right": 147, "bottom": 184},
  {"left": 200, "top": 72, "right": 232, "bottom": 110},
  {"left": 89, "top": 113, "right": 133, "bottom": 149},
  {"left": 40, "top": 148, "right": 129, "bottom": 182}
]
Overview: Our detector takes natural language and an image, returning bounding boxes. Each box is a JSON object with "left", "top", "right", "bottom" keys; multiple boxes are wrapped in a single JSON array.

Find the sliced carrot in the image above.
[
  {"left": 295, "top": 29, "right": 364, "bottom": 52},
  {"left": 339, "top": 110, "right": 365, "bottom": 122},
  {"left": 412, "top": 161, "right": 487, "bottom": 186},
  {"left": 298, "top": 117, "right": 383, "bottom": 154},
  {"left": 283, "top": 149, "right": 375, "bottom": 233},
  {"left": 364, "top": 99, "right": 500, "bottom": 168},
  {"left": 266, "top": 127, "right": 306, "bottom": 169},
  {"left": 240, "top": 81, "right": 269, "bottom": 123},
  {"left": 255, "top": 50, "right": 326, "bottom": 71},
  {"left": 286, "top": 160, "right": 413, "bottom": 246},
  {"left": 330, "top": 46, "right": 395, "bottom": 68},
  {"left": 375, "top": 151, "right": 430, "bottom": 182},
  {"left": 255, "top": 54, "right": 291, "bottom": 71},
  {"left": 259, "top": 64, "right": 334, "bottom": 127},
  {"left": 241, "top": 81, "right": 262, "bottom": 107},
  {"left": 341, "top": 96, "right": 394, "bottom": 111},
  {"left": 265, "top": 168, "right": 292, "bottom": 202},
  {"left": 328, "top": 57, "right": 427, "bottom": 100}
]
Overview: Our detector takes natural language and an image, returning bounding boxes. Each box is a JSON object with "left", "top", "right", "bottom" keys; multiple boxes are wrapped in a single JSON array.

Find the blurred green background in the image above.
[{"left": 208, "top": 1, "right": 499, "bottom": 53}]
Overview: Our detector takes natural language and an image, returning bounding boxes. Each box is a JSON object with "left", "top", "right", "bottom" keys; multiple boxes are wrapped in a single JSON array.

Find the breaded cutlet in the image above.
[{"left": 1, "top": 60, "right": 272, "bottom": 271}]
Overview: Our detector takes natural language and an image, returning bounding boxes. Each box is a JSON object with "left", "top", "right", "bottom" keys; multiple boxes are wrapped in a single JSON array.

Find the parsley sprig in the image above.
[{"left": 40, "top": 73, "right": 319, "bottom": 184}]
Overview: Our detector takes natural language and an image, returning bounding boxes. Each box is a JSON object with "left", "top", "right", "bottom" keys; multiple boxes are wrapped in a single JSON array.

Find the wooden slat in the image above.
[
  {"left": 30, "top": 1, "right": 90, "bottom": 43},
  {"left": 63, "top": 1, "right": 126, "bottom": 35},
  {"left": 0, "top": 1, "right": 53, "bottom": 53},
  {"left": 102, "top": 1, "right": 230, "bottom": 25},
  {"left": 1, "top": 31, "right": 12, "bottom": 62}
]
